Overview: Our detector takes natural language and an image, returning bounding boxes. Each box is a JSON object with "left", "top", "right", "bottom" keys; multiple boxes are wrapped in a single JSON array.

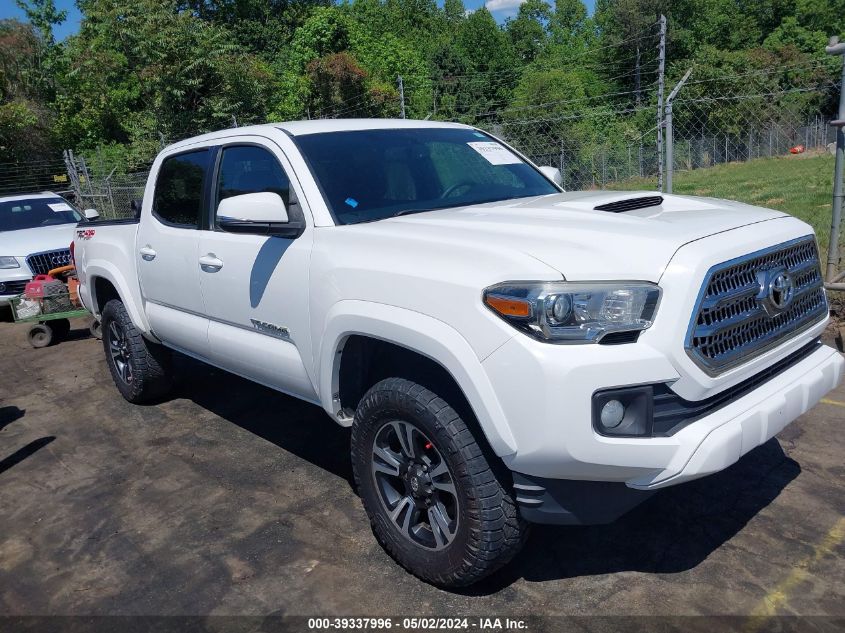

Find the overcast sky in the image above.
[{"left": 0, "top": 0, "right": 597, "bottom": 40}]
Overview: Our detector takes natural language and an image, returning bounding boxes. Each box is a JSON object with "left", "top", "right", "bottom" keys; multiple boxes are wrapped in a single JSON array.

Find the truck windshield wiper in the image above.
[{"left": 391, "top": 208, "right": 436, "bottom": 217}]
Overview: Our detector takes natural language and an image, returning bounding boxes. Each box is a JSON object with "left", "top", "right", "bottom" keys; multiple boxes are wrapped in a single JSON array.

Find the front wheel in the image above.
[
  {"left": 101, "top": 299, "right": 172, "bottom": 403},
  {"left": 351, "top": 378, "right": 527, "bottom": 587}
]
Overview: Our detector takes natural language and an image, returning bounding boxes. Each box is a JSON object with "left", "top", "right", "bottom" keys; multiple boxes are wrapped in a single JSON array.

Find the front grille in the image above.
[
  {"left": 686, "top": 237, "right": 827, "bottom": 374},
  {"left": 0, "top": 279, "right": 29, "bottom": 295},
  {"left": 26, "top": 248, "right": 72, "bottom": 276}
]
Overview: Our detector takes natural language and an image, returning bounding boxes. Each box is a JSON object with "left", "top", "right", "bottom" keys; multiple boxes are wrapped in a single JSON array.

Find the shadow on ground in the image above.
[
  {"left": 0, "top": 436, "right": 55, "bottom": 476},
  {"left": 173, "top": 354, "right": 354, "bottom": 486},
  {"left": 157, "top": 353, "right": 799, "bottom": 593},
  {"left": 0, "top": 405, "right": 25, "bottom": 431}
]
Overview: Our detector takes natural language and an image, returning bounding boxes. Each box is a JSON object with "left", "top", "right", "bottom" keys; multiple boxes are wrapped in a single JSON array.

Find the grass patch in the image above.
[{"left": 608, "top": 152, "right": 839, "bottom": 262}]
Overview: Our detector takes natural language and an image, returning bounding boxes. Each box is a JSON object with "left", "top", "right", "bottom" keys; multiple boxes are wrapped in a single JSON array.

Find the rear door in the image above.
[{"left": 137, "top": 148, "right": 212, "bottom": 357}]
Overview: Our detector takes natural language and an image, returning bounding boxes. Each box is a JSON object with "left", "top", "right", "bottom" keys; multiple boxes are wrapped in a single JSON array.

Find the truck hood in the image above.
[
  {"left": 0, "top": 223, "right": 77, "bottom": 258},
  {"left": 378, "top": 191, "right": 789, "bottom": 281}
]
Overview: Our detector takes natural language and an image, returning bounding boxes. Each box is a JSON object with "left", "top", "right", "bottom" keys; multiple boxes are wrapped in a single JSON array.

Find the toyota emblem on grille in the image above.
[{"left": 764, "top": 269, "right": 795, "bottom": 313}]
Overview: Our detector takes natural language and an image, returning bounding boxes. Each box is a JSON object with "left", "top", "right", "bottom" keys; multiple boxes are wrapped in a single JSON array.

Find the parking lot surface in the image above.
[{"left": 1, "top": 316, "right": 843, "bottom": 618}]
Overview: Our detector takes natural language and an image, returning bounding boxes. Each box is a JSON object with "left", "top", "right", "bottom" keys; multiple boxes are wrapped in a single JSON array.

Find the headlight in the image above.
[
  {"left": 483, "top": 281, "right": 661, "bottom": 343},
  {"left": 0, "top": 256, "right": 19, "bottom": 269}
]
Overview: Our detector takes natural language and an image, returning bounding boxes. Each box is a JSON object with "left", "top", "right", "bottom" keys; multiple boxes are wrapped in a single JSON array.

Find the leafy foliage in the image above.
[{"left": 0, "top": 0, "right": 840, "bottom": 169}]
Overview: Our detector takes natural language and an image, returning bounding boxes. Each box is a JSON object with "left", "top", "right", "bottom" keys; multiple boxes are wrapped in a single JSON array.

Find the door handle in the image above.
[
  {"left": 199, "top": 254, "right": 223, "bottom": 272},
  {"left": 139, "top": 246, "right": 156, "bottom": 261}
]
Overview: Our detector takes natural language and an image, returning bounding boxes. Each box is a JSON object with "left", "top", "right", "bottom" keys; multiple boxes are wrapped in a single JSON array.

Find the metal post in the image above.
[
  {"left": 664, "top": 68, "right": 692, "bottom": 194},
  {"left": 825, "top": 36, "right": 845, "bottom": 289},
  {"left": 398, "top": 75, "right": 406, "bottom": 119},
  {"left": 560, "top": 142, "right": 566, "bottom": 190},
  {"left": 656, "top": 15, "right": 666, "bottom": 192},
  {"left": 665, "top": 103, "right": 673, "bottom": 192},
  {"left": 105, "top": 166, "right": 117, "bottom": 219}
]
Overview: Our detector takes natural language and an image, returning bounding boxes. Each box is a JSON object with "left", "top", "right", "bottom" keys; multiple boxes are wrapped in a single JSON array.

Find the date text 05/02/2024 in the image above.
[{"left": 307, "top": 617, "right": 529, "bottom": 630}]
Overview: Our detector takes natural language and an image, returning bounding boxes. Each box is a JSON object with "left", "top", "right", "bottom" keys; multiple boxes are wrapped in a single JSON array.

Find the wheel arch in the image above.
[
  {"left": 319, "top": 301, "right": 517, "bottom": 458},
  {"left": 85, "top": 261, "right": 151, "bottom": 335}
]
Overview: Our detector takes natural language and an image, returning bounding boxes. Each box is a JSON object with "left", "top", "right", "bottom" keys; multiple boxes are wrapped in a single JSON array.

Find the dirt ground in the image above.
[{"left": 1, "top": 314, "right": 844, "bottom": 622}]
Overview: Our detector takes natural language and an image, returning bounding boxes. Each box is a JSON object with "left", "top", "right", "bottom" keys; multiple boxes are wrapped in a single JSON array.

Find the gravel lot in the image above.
[{"left": 1, "top": 314, "right": 843, "bottom": 620}]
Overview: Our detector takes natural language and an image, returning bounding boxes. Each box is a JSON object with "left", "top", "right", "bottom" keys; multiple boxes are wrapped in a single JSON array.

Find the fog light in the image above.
[
  {"left": 600, "top": 399, "right": 625, "bottom": 428},
  {"left": 592, "top": 386, "right": 654, "bottom": 437}
]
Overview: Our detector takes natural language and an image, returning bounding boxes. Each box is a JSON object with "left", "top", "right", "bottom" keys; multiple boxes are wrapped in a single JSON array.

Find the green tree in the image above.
[
  {"left": 506, "top": 0, "right": 551, "bottom": 63},
  {"left": 15, "top": 0, "right": 66, "bottom": 46},
  {"left": 56, "top": 0, "right": 273, "bottom": 162}
]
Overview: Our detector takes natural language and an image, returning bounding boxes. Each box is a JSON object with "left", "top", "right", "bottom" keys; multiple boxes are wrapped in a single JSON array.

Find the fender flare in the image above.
[
  {"left": 85, "top": 260, "right": 152, "bottom": 334},
  {"left": 318, "top": 300, "right": 517, "bottom": 457}
]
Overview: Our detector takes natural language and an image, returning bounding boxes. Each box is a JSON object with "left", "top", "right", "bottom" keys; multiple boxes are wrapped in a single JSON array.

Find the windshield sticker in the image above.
[
  {"left": 467, "top": 141, "right": 521, "bottom": 165},
  {"left": 344, "top": 197, "right": 359, "bottom": 208},
  {"left": 48, "top": 202, "right": 73, "bottom": 212},
  {"left": 472, "top": 132, "right": 486, "bottom": 138}
]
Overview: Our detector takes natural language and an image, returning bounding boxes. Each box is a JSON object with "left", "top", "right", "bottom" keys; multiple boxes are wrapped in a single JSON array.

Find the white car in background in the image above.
[{"left": 0, "top": 192, "right": 98, "bottom": 305}]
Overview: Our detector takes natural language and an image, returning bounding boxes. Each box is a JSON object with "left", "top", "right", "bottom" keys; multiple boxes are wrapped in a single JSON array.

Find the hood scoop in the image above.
[{"left": 594, "top": 195, "right": 663, "bottom": 213}]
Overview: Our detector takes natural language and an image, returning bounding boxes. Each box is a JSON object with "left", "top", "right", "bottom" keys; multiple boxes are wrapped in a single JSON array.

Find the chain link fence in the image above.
[{"left": 1, "top": 64, "right": 841, "bottom": 274}]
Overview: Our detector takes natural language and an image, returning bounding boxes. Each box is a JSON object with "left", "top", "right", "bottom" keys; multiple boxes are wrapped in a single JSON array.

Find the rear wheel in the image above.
[
  {"left": 101, "top": 299, "right": 172, "bottom": 403},
  {"left": 351, "top": 377, "right": 527, "bottom": 587},
  {"left": 27, "top": 323, "right": 53, "bottom": 348}
]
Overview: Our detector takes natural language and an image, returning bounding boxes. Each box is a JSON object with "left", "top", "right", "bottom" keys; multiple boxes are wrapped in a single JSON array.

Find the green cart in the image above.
[{"left": 10, "top": 291, "right": 101, "bottom": 348}]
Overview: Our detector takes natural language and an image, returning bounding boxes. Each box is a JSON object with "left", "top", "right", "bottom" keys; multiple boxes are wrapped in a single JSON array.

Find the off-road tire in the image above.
[
  {"left": 351, "top": 377, "right": 528, "bottom": 588},
  {"left": 101, "top": 299, "right": 172, "bottom": 403}
]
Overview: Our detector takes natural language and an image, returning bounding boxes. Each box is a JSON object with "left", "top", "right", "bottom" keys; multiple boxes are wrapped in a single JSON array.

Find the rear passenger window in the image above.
[
  {"left": 152, "top": 149, "right": 210, "bottom": 227},
  {"left": 215, "top": 145, "right": 290, "bottom": 220}
]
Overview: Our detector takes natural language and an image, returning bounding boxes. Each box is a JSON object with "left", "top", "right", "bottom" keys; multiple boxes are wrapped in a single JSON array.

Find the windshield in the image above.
[
  {"left": 0, "top": 197, "right": 81, "bottom": 232},
  {"left": 295, "top": 128, "right": 559, "bottom": 225}
]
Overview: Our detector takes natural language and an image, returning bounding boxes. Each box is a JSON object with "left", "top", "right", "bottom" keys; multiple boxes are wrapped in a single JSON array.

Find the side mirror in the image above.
[
  {"left": 130, "top": 199, "right": 142, "bottom": 218},
  {"left": 538, "top": 166, "right": 563, "bottom": 187},
  {"left": 83, "top": 208, "right": 100, "bottom": 220},
  {"left": 217, "top": 192, "right": 304, "bottom": 238}
]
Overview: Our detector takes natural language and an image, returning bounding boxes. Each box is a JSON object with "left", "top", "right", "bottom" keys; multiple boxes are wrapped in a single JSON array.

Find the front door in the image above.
[
  {"left": 137, "top": 148, "right": 212, "bottom": 357},
  {"left": 198, "top": 141, "right": 317, "bottom": 400}
]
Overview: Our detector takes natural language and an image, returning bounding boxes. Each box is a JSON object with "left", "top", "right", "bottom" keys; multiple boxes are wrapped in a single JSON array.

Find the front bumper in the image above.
[
  {"left": 486, "top": 317, "right": 841, "bottom": 490},
  {"left": 508, "top": 341, "right": 842, "bottom": 525}
]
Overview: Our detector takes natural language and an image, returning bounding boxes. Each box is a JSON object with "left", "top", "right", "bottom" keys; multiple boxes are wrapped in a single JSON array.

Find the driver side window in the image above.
[{"left": 215, "top": 145, "right": 290, "bottom": 223}]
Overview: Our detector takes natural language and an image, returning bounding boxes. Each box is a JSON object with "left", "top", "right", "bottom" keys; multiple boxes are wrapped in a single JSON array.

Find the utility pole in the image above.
[
  {"left": 665, "top": 67, "right": 693, "bottom": 194},
  {"left": 656, "top": 14, "right": 667, "bottom": 192},
  {"left": 825, "top": 36, "right": 845, "bottom": 291},
  {"left": 398, "top": 75, "right": 406, "bottom": 119}
]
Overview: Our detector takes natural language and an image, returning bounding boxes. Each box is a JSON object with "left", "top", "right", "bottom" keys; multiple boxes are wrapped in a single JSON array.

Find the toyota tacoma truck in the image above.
[{"left": 73, "top": 119, "right": 844, "bottom": 587}]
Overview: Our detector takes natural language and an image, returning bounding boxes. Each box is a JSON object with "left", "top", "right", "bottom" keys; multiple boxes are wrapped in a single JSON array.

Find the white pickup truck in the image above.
[{"left": 73, "top": 119, "right": 843, "bottom": 587}]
